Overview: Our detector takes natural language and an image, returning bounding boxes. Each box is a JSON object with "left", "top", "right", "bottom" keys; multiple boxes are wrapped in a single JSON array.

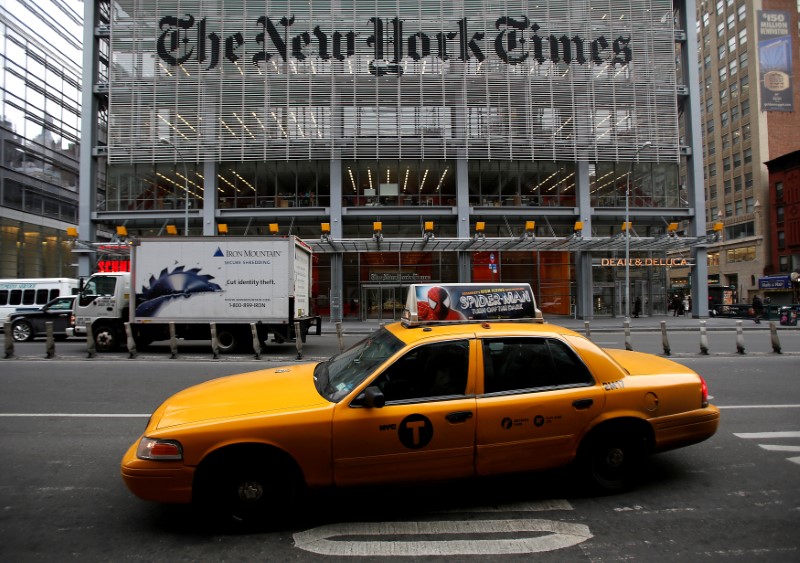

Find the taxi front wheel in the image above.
[{"left": 194, "top": 451, "right": 300, "bottom": 527}]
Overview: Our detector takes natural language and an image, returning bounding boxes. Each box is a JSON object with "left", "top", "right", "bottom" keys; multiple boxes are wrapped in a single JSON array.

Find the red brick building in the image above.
[{"left": 764, "top": 149, "right": 800, "bottom": 304}]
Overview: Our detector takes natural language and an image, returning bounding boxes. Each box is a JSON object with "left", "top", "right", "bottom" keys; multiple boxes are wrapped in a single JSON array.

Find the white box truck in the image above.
[{"left": 69, "top": 236, "right": 321, "bottom": 352}]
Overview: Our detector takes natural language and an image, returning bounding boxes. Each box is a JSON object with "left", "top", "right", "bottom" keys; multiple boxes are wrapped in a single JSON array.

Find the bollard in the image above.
[
  {"left": 4, "top": 321, "right": 14, "bottom": 359},
  {"left": 169, "top": 322, "right": 178, "bottom": 359},
  {"left": 699, "top": 320, "right": 709, "bottom": 355},
  {"left": 336, "top": 322, "right": 345, "bottom": 352},
  {"left": 124, "top": 322, "right": 137, "bottom": 359},
  {"left": 660, "top": 320, "right": 671, "bottom": 356},
  {"left": 251, "top": 323, "right": 262, "bottom": 360},
  {"left": 295, "top": 321, "right": 303, "bottom": 360},
  {"left": 584, "top": 321, "right": 591, "bottom": 340},
  {"left": 769, "top": 321, "right": 782, "bottom": 354},
  {"left": 623, "top": 320, "right": 632, "bottom": 351},
  {"left": 86, "top": 321, "right": 96, "bottom": 359},
  {"left": 210, "top": 322, "right": 220, "bottom": 359},
  {"left": 45, "top": 322, "right": 55, "bottom": 359},
  {"left": 735, "top": 320, "right": 745, "bottom": 354}
]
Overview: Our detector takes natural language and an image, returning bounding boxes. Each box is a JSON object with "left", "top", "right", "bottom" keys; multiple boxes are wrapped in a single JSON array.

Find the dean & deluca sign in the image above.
[{"left": 597, "top": 258, "right": 694, "bottom": 267}]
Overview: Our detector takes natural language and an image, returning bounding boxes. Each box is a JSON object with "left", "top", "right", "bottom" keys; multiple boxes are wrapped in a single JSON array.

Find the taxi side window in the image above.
[
  {"left": 373, "top": 341, "right": 469, "bottom": 402},
  {"left": 482, "top": 338, "right": 593, "bottom": 393}
]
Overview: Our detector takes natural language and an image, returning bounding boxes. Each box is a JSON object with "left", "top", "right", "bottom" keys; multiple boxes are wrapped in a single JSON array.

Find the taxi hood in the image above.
[{"left": 153, "top": 362, "right": 328, "bottom": 430}]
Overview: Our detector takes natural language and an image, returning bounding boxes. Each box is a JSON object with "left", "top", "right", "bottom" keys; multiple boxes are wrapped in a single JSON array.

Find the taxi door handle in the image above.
[
  {"left": 446, "top": 411, "right": 473, "bottom": 423},
  {"left": 572, "top": 399, "right": 594, "bottom": 410}
]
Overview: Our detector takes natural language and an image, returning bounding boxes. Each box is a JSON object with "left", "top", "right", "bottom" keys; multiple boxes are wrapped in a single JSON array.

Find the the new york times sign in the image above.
[{"left": 156, "top": 14, "right": 634, "bottom": 76}]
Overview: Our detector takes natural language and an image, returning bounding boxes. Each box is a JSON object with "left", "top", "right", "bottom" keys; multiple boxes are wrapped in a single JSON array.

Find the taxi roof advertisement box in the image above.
[
  {"left": 405, "top": 283, "right": 541, "bottom": 323},
  {"left": 131, "top": 236, "right": 310, "bottom": 323}
]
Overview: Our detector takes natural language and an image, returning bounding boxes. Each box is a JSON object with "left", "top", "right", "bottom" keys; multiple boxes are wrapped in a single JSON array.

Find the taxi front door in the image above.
[{"left": 331, "top": 340, "right": 477, "bottom": 487}]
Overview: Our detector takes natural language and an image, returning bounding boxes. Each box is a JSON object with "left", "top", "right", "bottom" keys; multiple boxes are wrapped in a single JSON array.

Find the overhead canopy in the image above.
[{"left": 309, "top": 236, "right": 706, "bottom": 254}]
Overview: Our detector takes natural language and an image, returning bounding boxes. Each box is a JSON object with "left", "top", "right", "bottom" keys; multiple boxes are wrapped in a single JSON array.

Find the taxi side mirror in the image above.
[{"left": 355, "top": 386, "right": 385, "bottom": 409}]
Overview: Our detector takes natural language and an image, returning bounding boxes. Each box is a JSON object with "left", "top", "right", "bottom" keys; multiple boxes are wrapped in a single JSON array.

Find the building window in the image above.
[
  {"left": 725, "top": 203, "right": 733, "bottom": 217},
  {"left": 743, "top": 148, "right": 752, "bottom": 164},
  {"left": 745, "top": 197, "right": 754, "bottom": 213},
  {"left": 733, "top": 152, "right": 741, "bottom": 168},
  {"left": 716, "top": 0, "right": 724, "bottom": 15},
  {"left": 720, "top": 88, "right": 728, "bottom": 103},
  {"left": 728, "top": 35, "right": 737, "bottom": 52},
  {"left": 727, "top": 13, "right": 735, "bottom": 30},
  {"left": 719, "top": 66, "right": 727, "bottom": 82},
  {"left": 721, "top": 111, "right": 729, "bottom": 127},
  {"left": 710, "top": 186, "right": 718, "bottom": 199},
  {"left": 777, "top": 206, "right": 784, "bottom": 223},
  {"left": 708, "top": 252, "right": 720, "bottom": 266},
  {"left": 721, "top": 134, "right": 730, "bottom": 149},
  {"left": 724, "top": 179, "right": 732, "bottom": 193},
  {"left": 742, "top": 123, "right": 751, "bottom": 140},
  {"left": 703, "top": 12, "right": 710, "bottom": 26},
  {"left": 741, "top": 99, "right": 750, "bottom": 116},
  {"left": 733, "top": 175, "right": 741, "bottom": 191},
  {"left": 707, "top": 140, "right": 716, "bottom": 156},
  {"left": 704, "top": 54, "right": 712, "bottom": 70},
  {"left": 739, "top": 51, "right": 748, "bottom": 69},
  {"left": 738, "top": 28, "right": 747, "bottom": 46},
  {"left": 709, "top": 163, "right": 717, "bottom": 177},
  {"left": 707, "top": 118, "right": 715, "bottom": 133},
  {"left": 779, "top": 256, "right": 789, "bottom": 272},
  {"left": 730, "top": 81, "right": 739, "bottom": 99},
  {"left": 745, "top": 172, "right": 753, "bottom": 188},
  {"left": 732, "top": 129, "right": 741, "bottom": 144},
  {"left": 729, "top": 59, "right": 738, "bottom": 77},
  {"left": 726, "top": 245, "right": 756, "bottom": 261},
  {"left": 723, "top": 157, "right": 731, "bottom": 172},
  {"left": 731, "top": 105, "right": 739, "bottom": 122},
  {"left": 735, "top": 199, "right": 743, "bottom": 215},
  {"left": 777, "top": 231, "right": 785, "bottom": 250},
  {"left": 776, "top": 181, "right": 784, "bottom": 200},
  {"left": 717, "top": 22, "right": 725, "bottom": 37},
  {"left": 718, "top": 45, "right": 726, "bottom": 60},
  {"left": 738, "top": 4, "right": 746, "bottom": 21},
  {"left": 741, "top": 74, "right": 749, "bottom": 92}
]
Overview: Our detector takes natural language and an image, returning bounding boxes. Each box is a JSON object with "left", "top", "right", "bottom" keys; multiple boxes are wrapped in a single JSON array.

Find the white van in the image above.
[{"left": 0, "top": 278, "right": 79, "bottom": 325}]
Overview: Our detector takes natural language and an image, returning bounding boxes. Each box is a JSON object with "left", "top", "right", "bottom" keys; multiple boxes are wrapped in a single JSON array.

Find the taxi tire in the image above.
[
  {"left": 195, "top": 451, "right": 300, "bottom": 527},
  {"left": 579, "top": 426, "right": 648, "bottom": 493}
]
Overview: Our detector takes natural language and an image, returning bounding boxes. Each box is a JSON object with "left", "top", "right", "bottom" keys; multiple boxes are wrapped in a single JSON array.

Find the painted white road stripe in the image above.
[
  {"left": 719, "top": 405, "right": 800, "bottom": 409},
  {"left": 0, "top": 413, "right": 149, "bottom": 417},
  {"left": 788, "top": 456, "right": 800, "bottom": 466},
  {"left": 758, "top": 445, "right": 800, "bottom": 452},
  {"left": 293, "top": 519, "right": 593, "bottom": 556},
  {"left": 437, "top": 499, "right": 573, "bottom": 513},
  {"left": 734, "top": 431, "right": 800, "bottom": 439}
]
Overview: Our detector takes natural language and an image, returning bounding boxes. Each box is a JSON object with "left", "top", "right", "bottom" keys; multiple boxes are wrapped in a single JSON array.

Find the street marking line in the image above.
[
  {"left": 788, "top": 456, "right": 800, "bottom": 466},
  {"left": 734, "top": 431, "right": 800, "bottom": 439},
  {"left": 0, "top": 413, "right": 149, "bottom": 418},
  {"left": 758, "top": 445, "right": 800, "bottom": 452},
  {"left": 437, "top": 499, "right": 573, "bottom": 513},
  {"left": 293, "top": 519, "right": 593, "bottom": 556},
  {"left": 719, "top": 405, "right": 800, "bottom": 410}
]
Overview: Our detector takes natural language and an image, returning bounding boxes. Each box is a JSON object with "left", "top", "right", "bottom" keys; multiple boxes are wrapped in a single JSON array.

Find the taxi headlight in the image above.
[{"left": 136, "top": 437, "right": 183, "bottom": 461}]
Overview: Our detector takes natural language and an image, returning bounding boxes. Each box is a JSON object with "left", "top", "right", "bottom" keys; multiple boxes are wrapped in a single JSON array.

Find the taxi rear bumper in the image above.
[{"left": 650, "top": 405, "right": 721, "bottom": 453}]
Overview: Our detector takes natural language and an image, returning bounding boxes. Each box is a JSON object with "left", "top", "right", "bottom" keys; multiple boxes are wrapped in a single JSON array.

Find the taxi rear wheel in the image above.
[
  {"left": 579, "top": 425, "right": 648, "bottom": 493},
  {"left": 195, "top": 451, "right": 300, "bottom": 527}
]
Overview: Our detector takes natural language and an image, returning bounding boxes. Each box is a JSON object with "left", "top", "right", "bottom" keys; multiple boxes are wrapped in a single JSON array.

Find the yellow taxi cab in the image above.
[{"left": 121, "top": 284, "right": 719, "bottom": 524}]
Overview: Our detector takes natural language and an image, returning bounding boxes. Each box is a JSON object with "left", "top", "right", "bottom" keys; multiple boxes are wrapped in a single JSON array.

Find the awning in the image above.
[{"left": 309, "top": 235, "right": 706, "bottom": 254}]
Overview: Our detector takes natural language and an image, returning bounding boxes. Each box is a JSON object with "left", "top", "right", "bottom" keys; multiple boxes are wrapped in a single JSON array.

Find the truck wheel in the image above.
[
  {"left": 93, "top": 325, "right": 119, "bottom": 352},
  {"left": 215, "top": 328, "right": 239, "bottom": 353},
  {"left": 11, "top": 319, "right": 35, "bottom": 342}
]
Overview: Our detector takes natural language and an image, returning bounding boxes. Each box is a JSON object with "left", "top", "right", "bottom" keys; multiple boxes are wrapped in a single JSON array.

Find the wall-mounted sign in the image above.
[
  {"left": 369, "top": 272, "right": 431, "bottom": 283},
  {"left": 759, "top": 275, "right": 791, "bottom": 290},
  {"left": 758, "top": 10, "right": 794, "bottom": 112},
  {"left": 595, "top": 258, "right": 694, "bottom": 267}
]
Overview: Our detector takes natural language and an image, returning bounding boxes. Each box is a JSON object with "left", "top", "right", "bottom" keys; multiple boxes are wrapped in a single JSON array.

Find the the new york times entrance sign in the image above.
[{"left": 156, "top": 14, "right": 634, "bottom": 76}]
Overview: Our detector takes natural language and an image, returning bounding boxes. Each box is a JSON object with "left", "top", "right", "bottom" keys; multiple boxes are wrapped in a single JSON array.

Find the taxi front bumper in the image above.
[{"left": 120, "top": 441, "right": 194, "bottom": 504}]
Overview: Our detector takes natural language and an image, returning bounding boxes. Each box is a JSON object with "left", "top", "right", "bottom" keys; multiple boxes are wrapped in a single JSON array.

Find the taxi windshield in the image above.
[{"left": 315, "top": 328, "right": 404, "bottom": 402}]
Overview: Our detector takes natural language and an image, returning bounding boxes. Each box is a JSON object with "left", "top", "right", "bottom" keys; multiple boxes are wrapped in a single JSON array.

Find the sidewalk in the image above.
[{"left": 322, "top": 314, "right": 798, "bottom": 335}]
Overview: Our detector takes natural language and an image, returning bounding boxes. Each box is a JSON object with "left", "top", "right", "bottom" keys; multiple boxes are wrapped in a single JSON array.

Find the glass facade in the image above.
[{"left": 0, "top": 1, "right": 83, "bottom": 278}]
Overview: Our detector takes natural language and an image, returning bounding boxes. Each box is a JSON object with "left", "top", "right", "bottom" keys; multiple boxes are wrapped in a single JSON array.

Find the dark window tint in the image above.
[
  {"left": 49, "top": 289, "right": 61, "bottom": 300},
  {"left": 9, "top": 290, "right": 22, "bottom": 305},
  {"left": 0, "top": 290, "right": 7, "bottom": 305},
  {"left": 36, "top": 289, "right": 50, "bottom": 304},
  {"left": 373, "top": 340, "right": 470, "bottom": 401},
  {"left": 482, "top": 337, "right": 593, "bottom": 393},
  {"left": 22, "top": 289, "right": 35, "bottom": 305}
]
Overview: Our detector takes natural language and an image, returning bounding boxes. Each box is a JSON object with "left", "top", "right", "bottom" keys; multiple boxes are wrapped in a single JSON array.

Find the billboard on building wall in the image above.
[
  {"left": 109, "top": 0, "right": 680, "bottom": 163},
  {"left": 757, "top": 10, "right": 794, "bottom": 112}
]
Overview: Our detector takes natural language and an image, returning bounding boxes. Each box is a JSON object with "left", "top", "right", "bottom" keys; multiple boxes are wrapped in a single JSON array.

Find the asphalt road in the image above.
[{"left": 0, "top": 354, "right": 798, "bottom": 561}]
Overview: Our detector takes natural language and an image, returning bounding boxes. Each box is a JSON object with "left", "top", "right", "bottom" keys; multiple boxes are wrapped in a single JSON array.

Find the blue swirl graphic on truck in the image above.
[{"left": 136, "top": 266, "right": 222, "bottom": 317}]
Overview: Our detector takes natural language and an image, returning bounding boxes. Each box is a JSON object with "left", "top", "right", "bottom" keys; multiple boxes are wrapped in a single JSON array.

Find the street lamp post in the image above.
[
  {"left": 625, "top": 141, "right": 652, "bottom": 321},
  {"left": 159, "top": 138, "right": 189, "bottom": 236}
]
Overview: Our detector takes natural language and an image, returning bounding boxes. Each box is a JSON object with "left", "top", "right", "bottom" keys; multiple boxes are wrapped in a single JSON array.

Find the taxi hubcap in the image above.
[
  {"left": 238, "top": 481, "right": 264, "bottom": 502},
  {"left": 606, "top": 448, "right": 625, "bottom": 468}
]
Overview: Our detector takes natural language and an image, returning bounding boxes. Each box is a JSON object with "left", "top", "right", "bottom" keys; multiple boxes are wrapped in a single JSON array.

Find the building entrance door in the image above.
[{"left": 362, "top": 285, "right": 406, "bottom": 321}]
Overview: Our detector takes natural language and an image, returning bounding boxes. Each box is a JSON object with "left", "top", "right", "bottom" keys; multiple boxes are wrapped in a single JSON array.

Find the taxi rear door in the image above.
[
  {"left": 331, "top": 339, "right": 478, "bottom": 487},
  {"left": 475, "top": 336, "right": 605, "bottom": 476}
]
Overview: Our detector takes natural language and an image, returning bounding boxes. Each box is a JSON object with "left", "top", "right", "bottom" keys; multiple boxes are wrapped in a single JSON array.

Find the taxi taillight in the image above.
[{"left": 700, "top": 376, "right": 709, "bottom": 408}]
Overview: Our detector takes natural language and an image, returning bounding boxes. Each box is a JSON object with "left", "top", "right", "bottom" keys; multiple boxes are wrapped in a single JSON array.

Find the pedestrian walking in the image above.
[
  {"left": 752, "top": 295, "right": 764, "bottom": 324},
  {"left": 633, "top": 296, "right": 641, "bottom": 318}
]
